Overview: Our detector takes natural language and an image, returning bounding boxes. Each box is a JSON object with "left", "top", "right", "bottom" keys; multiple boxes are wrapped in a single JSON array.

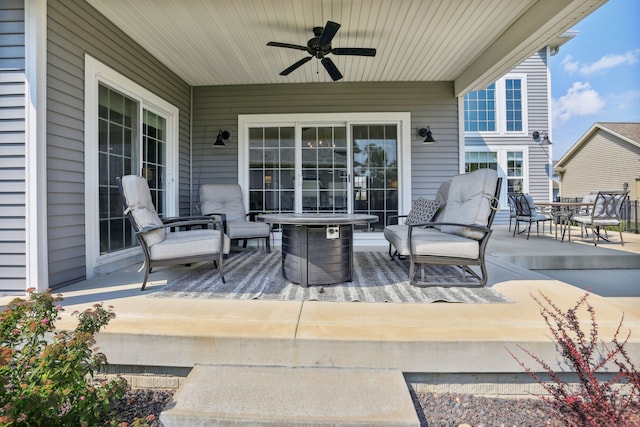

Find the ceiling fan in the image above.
[{"left": 267, "top": 20, "right": 376, "bottom": 81}]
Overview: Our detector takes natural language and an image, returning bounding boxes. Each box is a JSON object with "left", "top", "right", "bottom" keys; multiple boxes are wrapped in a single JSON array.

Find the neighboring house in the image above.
[
  {"left": 554, "top": 122, "right": 640, "bottom": 199},
  {"left": 0, "top": 0, "right": 605, "bottom": 293}
]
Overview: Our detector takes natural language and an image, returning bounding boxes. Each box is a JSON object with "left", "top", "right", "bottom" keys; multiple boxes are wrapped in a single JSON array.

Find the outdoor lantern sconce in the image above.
[
  {"left": 214, "top": 129, "right": 230, "bottom": 146},
  {"left": 532, "top": 131, "right": 552, "bottom": 144},
  {"left": 418, "top": 127, "right": 436, "bottom": 144}
]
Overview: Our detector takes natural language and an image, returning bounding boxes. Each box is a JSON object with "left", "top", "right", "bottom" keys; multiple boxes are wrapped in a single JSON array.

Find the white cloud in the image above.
[
  {"left": 561, "top": 54, "right": 579, "bottom": 73},
  {"left": 552, "top": 82, "right": 605, "bottom": 122},
  {"left": 561, "top": 50, "right": 640, "bottom": 75}
]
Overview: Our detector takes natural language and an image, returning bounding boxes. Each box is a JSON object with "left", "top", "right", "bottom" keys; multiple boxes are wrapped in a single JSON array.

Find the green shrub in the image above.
[{"left": 0, "top": 289, "right": 127, "bottom": 426}]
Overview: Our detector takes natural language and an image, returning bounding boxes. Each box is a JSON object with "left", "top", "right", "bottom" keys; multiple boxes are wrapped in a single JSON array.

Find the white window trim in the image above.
[
  {"left": 84, "top": 54, "right": 179, "bottom": 278},
  {"left": 237, "top": 112, "right": 412, "bottom": 239},
  {"left": 464, "top": 145, "right": 529, "bottom": 205},
  {"left": 464, "top": 73, "right": 529, "bottom": 137}
]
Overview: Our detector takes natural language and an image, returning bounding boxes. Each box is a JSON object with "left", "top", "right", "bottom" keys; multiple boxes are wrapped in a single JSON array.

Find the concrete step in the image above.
[{"left": 159, "top": 364, "right": 421, "bottom": 427}]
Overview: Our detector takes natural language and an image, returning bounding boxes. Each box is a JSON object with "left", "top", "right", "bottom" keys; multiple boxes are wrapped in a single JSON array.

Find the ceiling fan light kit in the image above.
[{"left": 267, "top": 20, "right": 376, "bottom": 81}]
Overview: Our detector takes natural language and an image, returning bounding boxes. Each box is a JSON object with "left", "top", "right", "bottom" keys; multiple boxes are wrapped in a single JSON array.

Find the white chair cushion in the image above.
[
  {"left": 199, "top": 184, "right": 247, "bottom": 221},
  {"left": 226, "top": 220, "right": 270, "bottom": 239},
  {"left": 120, "top": 175, "right": 156, "bottom": 211},
  {"left": 411, "top": 228, "right": 479, "bottom": 259},
  {"left": 441, "top": 168, "right": 498, "bottom": 240},
  {"left": 432, "top": 180, "right": 451, "bottom": 227},
  {"left": 131, "top": 206, "right": 166, "bottom": 246},
  {"left": 384, "top": 224, "right": 410, "bottom": 256},
  {"left": 149, "top": 229, "right": 231, "bottom": 260}
]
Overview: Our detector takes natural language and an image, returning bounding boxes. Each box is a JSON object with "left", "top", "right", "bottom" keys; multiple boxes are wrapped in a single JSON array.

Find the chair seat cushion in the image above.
[
  {"left": 384, "top": 224, "right": 411, "bottom": 256},
  {"left": 149, "top": 229, "right": 231, "bottom": 260},
  {"left": 572, "top": 215, "right": 620, "bottom": 226},
  {"left": 226, "top": 220, "right": 271, "bottom": 239},
  {"left": 516, "top": 214, "right": 552, "bottom": 221},
  {"left": 411, "top": 228, "right": 479, "bottom": 259}
]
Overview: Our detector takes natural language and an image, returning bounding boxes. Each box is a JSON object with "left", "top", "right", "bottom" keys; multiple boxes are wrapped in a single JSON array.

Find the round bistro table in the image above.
[{"left": 256, "top": 213, "right": 378, "bottom": 287}]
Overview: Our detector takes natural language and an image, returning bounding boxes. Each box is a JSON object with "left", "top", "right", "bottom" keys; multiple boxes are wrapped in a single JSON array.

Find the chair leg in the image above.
[
  {"left": 140, "top": 265, "right": 151, "bottom": 291},
  {"left": 217, "top": 252, "right": 226, "bottom": 283},
  {"left": 265, "top": 236, "right": 271, "bottom": 253},
  {"left": 619, "top": 226, "right": 625, "bottom": 246}
]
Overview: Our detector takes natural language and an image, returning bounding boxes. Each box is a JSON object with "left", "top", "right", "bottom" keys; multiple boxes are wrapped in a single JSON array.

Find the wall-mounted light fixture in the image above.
[
  {"left": 532, "top": 131, "right": 551, "bottom": 144},
  {"left": 214, "top": 129, "right": 230, "bottom": 146},
  {"left": 542, "top": 132, "right": 551, "bottom": 144},
  {"left": 418, "top": 127, "right": 436, "bottom": 144}
]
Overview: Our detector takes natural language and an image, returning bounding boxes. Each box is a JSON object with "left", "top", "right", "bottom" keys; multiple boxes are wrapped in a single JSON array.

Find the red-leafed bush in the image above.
[{"left": 507, "top": 291, "right": 639, "bottom": 426}]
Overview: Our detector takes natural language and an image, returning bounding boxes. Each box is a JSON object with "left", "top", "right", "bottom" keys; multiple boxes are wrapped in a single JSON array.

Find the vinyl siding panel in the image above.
[
  {"left": 46, "top": 0, "right": 191, "bottom": 287},
  {"left": 465, "top": 49, "right": 552, "bottom": 222},
  {"left": 0, "top": 0, "right": 26, "bottom": 292},
  {"left": 559, "top": 130, "right": 640, "bottom": 199},
  {"left": 192, "top": 81, "right": 459, "bottom": 211}
]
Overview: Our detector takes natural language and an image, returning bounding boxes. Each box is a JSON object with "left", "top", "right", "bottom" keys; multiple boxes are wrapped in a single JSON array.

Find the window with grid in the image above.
[
  {"left": 464, "top": 83, "right": 496, "bottom": 132},
  {"left": 465, "top": 151, "right": 498, "bottom": 173},
  {"left": 505, "top": 79, "right": 522, "bottom": 131},
  {"left": 506, "top": 151, "right": 524, "bottom": 193}
]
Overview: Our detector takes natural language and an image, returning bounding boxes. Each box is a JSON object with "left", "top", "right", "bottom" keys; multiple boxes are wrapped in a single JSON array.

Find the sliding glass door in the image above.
[
  {"left": 98, "top": 84, "right": 168, "bottom": 254},
  {"left": 246, "top": 121, "right": 398, "bottom": 231}
]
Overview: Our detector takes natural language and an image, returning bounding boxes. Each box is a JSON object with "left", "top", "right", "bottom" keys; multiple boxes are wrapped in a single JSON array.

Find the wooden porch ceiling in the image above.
[{"left": 87, "top": 0, "right": 606, "bottom": 95}]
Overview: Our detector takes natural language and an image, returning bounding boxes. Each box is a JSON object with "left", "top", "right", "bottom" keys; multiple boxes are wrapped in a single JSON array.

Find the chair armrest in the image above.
[
  {"left": 408, "top": 222, "right": 491, "bottom": 240},
  {"left": 203, "top": 212, "right": 228, "bottom": 233},
  {"left": 136, "top": 217, "right": 224, "bottom": 236}
]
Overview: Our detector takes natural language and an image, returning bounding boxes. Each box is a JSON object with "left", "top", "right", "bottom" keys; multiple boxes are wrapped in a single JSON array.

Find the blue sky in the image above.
[{"left": 549, "top": 0, "right": 640, "bottom": 160}]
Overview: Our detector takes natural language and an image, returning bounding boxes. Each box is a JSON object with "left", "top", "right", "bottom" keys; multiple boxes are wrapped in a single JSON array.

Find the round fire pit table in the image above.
[{"left": 257, "top": 213, "right": 378, "bottom": 287}]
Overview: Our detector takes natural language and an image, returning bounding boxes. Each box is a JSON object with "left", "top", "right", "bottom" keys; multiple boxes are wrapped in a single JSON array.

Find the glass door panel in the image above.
[
  {"left": 98, "top": 83, "right": 169, "bottom": 255},
  {"left": 301, "top": 126, "right": 348, "bottom": 213},
  {"left": 98, "top": 85, "right": 138, "bottom": 254},
  {"left": 352, "top": 125, "right": 398, "bottom": 231},
  {"left": 248, "top": 127, "right": 295, "bottom": 212}
]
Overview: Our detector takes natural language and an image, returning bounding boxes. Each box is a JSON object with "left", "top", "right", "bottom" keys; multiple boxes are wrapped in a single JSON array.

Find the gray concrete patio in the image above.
[{"left": 1, "top": 224, "right": 639, "bottom": 399}]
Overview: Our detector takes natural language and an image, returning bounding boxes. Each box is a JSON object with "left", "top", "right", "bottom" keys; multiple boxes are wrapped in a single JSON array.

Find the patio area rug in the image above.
[{"left": 149, "top": 250, "right": 512, "bottom": 303}]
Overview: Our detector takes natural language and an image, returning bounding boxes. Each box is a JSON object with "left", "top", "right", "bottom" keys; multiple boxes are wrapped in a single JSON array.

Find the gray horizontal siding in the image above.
[
  {"left": 192, "top": 81, "right": 459, "bottom": 211},
  {"left": 560, "top": 130, "right": 640, "bottom": 198},
  {"left": 46, "top": 0, "right": 191, "bottom": 287},
  {"left": 465, "top": 49, "right": 552, "bottom": 216},
  {"left": 0, "top": 0, "right": 26, "bottom": 292}
]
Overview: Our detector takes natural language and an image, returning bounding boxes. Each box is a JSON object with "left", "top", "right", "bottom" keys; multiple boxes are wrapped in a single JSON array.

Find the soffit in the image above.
[{"left": 87, "top": 0, "right": 606, "bottom": 95}]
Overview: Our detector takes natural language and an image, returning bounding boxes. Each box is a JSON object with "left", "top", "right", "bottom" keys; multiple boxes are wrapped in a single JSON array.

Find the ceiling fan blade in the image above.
[
  {"left": 321, "top": 57, "right": 343, "bottom": 81},
  {"left": 267, "top": 41, "right": 308, "bottom": 51},
  {"left": 318, "top": 21, "right": 341, "bottom": 45},
  {"left": 280, "top": 56, "right": 312, "bottom": 76},
  {"left": 331, "top": 47, "right": 377, "bottom": 57}
]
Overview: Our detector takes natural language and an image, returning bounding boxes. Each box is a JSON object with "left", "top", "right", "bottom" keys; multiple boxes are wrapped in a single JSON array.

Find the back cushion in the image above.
[
  {"left": 441, "top": 169, "right": 498, "bottom": 239},
  {"left": 131, "top": 206, "right": 166, "bottom": 246},
  {"left": 199, "top": 184, "right": 246, "bottom": 222},
  {"left": 120, "top": 175, "right": 166, "bottom": 246},
  {"left": 432, "top": 179, "right": 451, "bottom": 227}
]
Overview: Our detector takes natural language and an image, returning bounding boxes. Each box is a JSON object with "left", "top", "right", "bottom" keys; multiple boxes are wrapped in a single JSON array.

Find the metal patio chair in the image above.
[
  {"left": 117, "top": 175, "right": 230, "bottom": 290},
  {"left": 572, "top": 191, "right": 629, "bottom": 246},
  {"left": 199, "top": 183, "right": 272, "bottom": 252}
]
